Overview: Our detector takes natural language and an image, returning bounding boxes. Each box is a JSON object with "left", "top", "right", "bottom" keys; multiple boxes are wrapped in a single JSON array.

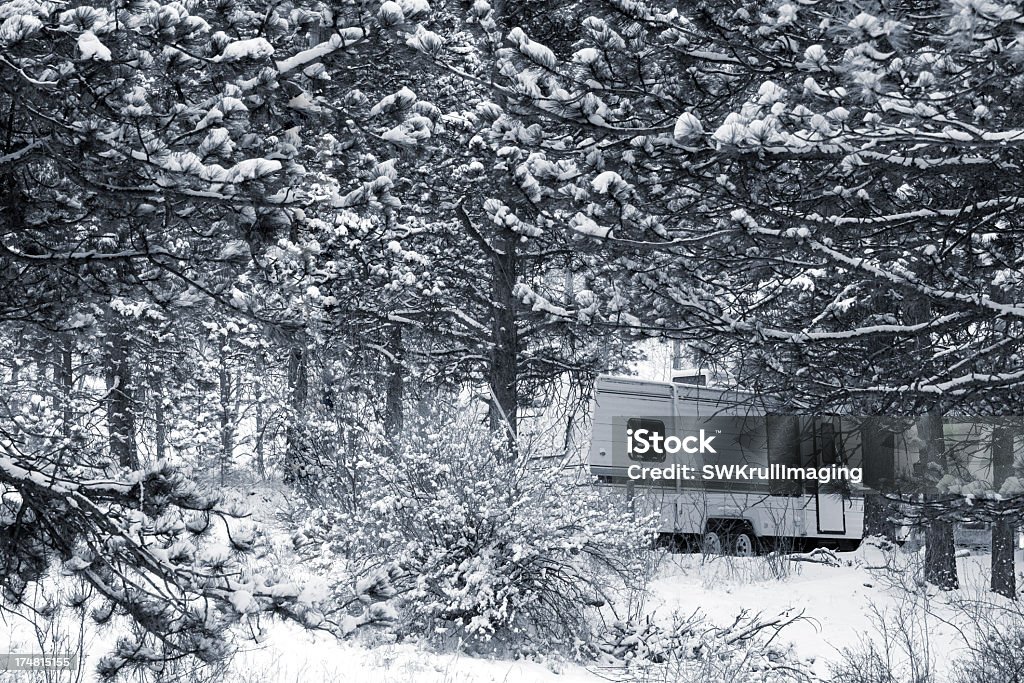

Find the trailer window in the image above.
[{"left": 626, "top": 418, "right": 667, "bottom": 462}]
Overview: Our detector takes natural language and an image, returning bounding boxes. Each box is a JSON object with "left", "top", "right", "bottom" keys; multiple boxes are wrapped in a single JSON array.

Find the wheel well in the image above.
[{"left": 705, "top": 518, "right": 757, "bottom": 538}]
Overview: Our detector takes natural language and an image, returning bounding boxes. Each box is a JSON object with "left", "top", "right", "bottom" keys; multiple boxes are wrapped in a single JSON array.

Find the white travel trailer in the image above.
[{"left": 588, "top": 375, "right": 869, "bottom": 554}]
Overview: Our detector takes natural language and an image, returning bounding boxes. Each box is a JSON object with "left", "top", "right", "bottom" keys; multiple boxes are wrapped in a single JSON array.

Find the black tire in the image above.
[
  {"left": 654, "top": 532, "right": 676, "bottom": 551},
  {"left": 655, "top": 533, "right": 690, "bottom": 553}
]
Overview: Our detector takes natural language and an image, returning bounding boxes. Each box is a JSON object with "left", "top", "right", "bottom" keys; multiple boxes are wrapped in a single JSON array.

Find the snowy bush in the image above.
[
  {"left": 299, "top": 415, "right": 656, "bottom": 650},
  {"left": 951, "top": 603, "right": 1024, "bottom": 683},
  {"left": 830, "top": 598, "right": 935, "bottom": 683},
  {"left": 601, "top": 610, "right": 813, "bottom": 683}
]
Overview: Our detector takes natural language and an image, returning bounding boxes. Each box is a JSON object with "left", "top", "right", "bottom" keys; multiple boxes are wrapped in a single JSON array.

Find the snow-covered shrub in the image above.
[
  {"left": 299, "top": 415, "right": 656, "bottom": 650},
  {"left": 602, "top": 610, "right": 813, "bottom": 683},
  {"left": 831, "top": 643, "right": 918, "bottom": 683},
  {"left": 830, "top": 598, "right": 935, "bottom": 683},
  {"left": 280, "top": 413, "right": 343, "bottom": 487},
  {"left": 951, "top": 606, "right": 1024, "bottom": 683},
  {"left": 0, "top": 443, "right": 346, "bottom": 681}
]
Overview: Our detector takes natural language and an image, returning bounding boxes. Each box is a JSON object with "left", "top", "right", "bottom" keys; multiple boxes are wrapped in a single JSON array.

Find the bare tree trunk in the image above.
[
  {"left": 284, "top": 340, "right": 308, "bottom": 480},
  {"left": 904, "top": 292, "right": 958, "bottom": 590},
  {"left": 218, "top": 340, "right": 233, "bottom": 485},
  {"left": 283, "top": 213, "right": 309, "bottom": 479},
  {"left": 863, "top": 496, "right": 898, "bottom": 540},
  {"left": 860, "top": 422, "right": 897, "bottom": 540},
  {"left": 153, "top": 370, "right": 167, "bottom": 461},
  {"left": 992, "top": 424, "right": 1016, "bottom": 599},
  {"left": 384, "top": 323, "right": 404, "bottom": 437},
  {"left": 489, "top": 233, "right": 518, "bottom": 455},
  {"left": 455, "top": 200, "right": 519, "bottom": 455},
  {"left": 106, "top": 326, "right": 138, "bottom": 469},
  {"left": 562, "top": 413, "right": 576, "bottom": 459},
  {"left": 254, "top": 362, "right": 266, "bottom": 479},
  {"left": 924, "top": 518, "right": 958, "bottom": 590},
  {"left": 55, "top": 336, "right": 73, "bottom": 439},
  {"left": 920, "top": 412, "right": 958, "bottom": 590}
]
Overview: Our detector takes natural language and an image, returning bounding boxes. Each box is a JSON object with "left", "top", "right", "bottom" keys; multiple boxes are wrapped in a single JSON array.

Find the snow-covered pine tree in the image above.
[
  {"left": 241, "top": 0, "right": 638, "bottom": 472},
  {"left": 377, "top": 0, "right": 640, "bottom": 447}
]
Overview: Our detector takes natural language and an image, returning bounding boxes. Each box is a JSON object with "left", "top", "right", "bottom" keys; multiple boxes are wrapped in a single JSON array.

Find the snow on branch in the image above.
[{"left": 275, "top": 28, "right": 367, "bottom": 75}]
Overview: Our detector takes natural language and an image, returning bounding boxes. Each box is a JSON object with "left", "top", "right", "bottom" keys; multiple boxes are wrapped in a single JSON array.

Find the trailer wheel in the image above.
[
  {"left": 732, "top": 532, "right": 755, "bottom": 557},
  {"left": 702, "top": 531, "right": 723, "bottom": 555}
]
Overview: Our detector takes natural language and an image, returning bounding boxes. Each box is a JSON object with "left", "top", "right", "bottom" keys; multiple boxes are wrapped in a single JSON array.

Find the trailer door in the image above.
[{"left": 817, "top": 491, "right": 845, "bottom": 533}]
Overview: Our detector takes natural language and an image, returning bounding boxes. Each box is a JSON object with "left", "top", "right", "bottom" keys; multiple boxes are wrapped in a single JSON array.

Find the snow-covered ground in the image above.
[
  {"left": 218, "top": 541, "right": 1018, "bottom": 682},
  {"left": 646, "top": 546, "right": 1013, "bottom": 680},
  {"left": 228, "top": 628, "right": 601, "bottom": 683},
  {"left": 5, "top": 481, "right": 1018, "bottom": 683},
  {"left": 216, "top": 540, "right": 1015, "bottom": 679}
]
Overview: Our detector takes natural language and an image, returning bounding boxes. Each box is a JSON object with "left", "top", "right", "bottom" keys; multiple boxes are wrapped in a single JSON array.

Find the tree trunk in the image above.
[
  {"left": 863, "top": 495, "right": 897, "bottom": 540},
  {"left": 920, "top": 412, "right": 958, "bottom": 590},
  {"left": 992, "top": 424, "right": 1016, "bottom": 599},
  {"left": 904, "top": 292, "right": 958, "bottom": 591},
  {"left": 105, "top": 326, "right": 138, "bottom": 469},
  {"left": 860, "top": 421, "right": 897, "bottom": 540},
  {"left": 55, "top": 336, "right": 73, "bottom": 439},
  {"left": 254, "top": 363, "right": 266, "bottom": 479},
  {"left": 153, "top": 370, "right": 167, "bottom": 461},
  {"left": 384, "top": 323, "right": 404, "bottom": 437},
  {"left": 489, "top": 232, "right": 518, "bottom": 454},
  {"left": 218, "top": 340, "right": 233, "bottom": 485},
  {"left": 284, "top": 341, "right": 308, "bottom": 480},
  {"left": 924, "top": 518, "right": 957, "bottom": 589}
]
